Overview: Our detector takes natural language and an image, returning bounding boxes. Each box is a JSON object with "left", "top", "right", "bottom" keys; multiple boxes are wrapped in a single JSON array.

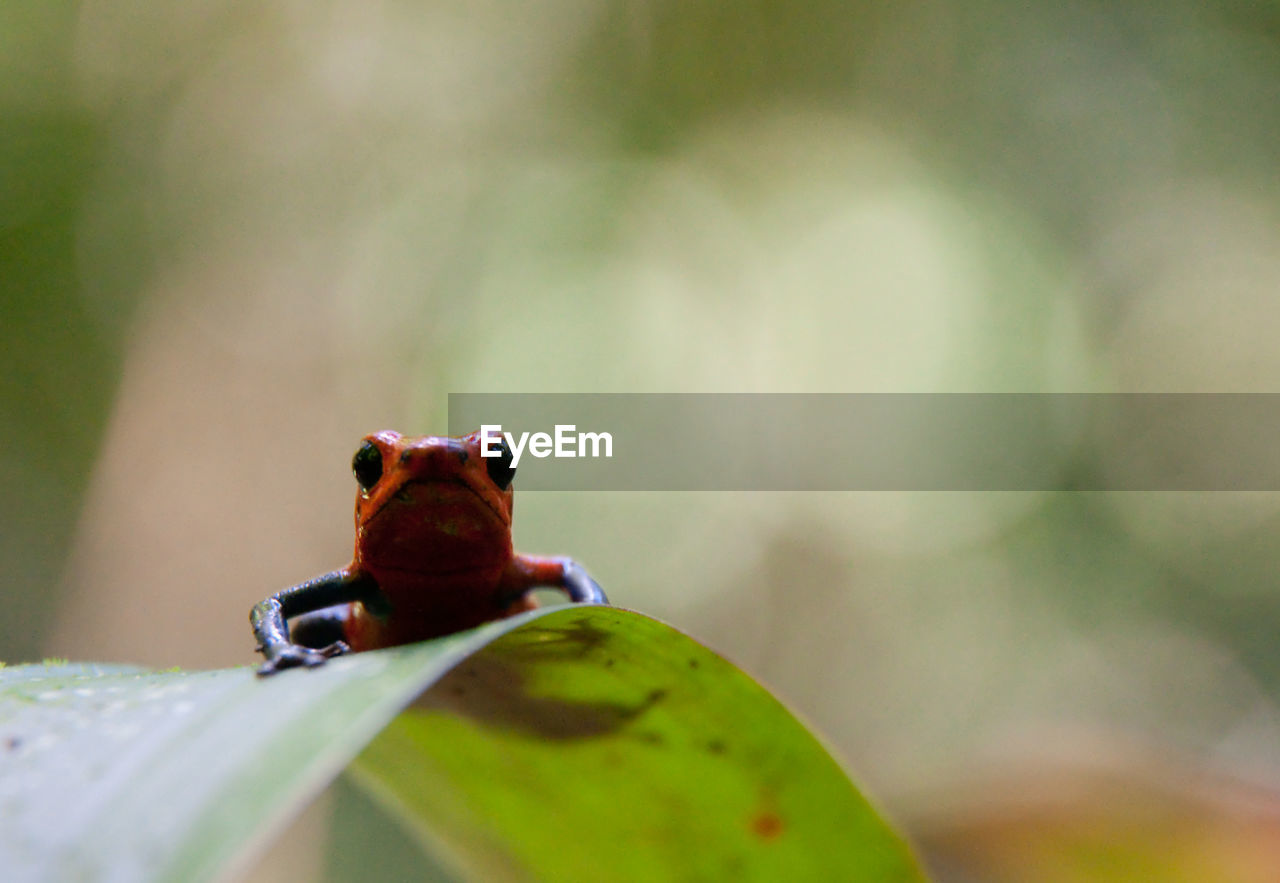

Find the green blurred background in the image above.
[{"left": 5, "top": 0, "right": 1280, "bottom": 879}]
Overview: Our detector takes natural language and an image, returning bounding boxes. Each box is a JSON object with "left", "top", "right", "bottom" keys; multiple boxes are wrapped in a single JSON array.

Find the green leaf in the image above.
[
  {"left": 0, "top": 606, "right": 925, "bottom": 882},
  {"left": 349, "top": 606, "right": 925, "bottom": 882},
  {"left": 0, "top": 612, "right": 546, "bottom": 882}
]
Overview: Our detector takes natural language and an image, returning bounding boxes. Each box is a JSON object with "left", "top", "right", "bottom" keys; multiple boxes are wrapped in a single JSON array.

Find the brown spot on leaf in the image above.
[
  {"left": 751, "top": 811, "right": 785, "bottom": 840},
  {"left": 417, "top": 652, "right": 664, "bottom": 740},
  {"left": 498, "top": 616, "right": 616, "bottom": 661}
]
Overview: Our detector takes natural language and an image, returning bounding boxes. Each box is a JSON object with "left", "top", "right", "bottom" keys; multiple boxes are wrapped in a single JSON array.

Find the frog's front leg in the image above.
[
  {"left": 289, "top": 605, "right": 352, "bottom": 651},
  {"left": 498, "top": 555, "right": 609, "bottom": 609},
  {"left": 251, "top": 568, "right": 382, "bottom": 676}
]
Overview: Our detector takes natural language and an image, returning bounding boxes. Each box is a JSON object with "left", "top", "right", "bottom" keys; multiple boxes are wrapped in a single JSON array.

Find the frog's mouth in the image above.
[
  {"left": 372, "top": 476, "right": 508, "bottom": 528},
  {"left": 359, "top": 477, "right": 511, "bottom": 575}
]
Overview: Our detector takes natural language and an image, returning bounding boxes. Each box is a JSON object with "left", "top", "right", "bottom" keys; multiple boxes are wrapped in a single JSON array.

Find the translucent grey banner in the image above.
[{"left": 447, "top": 394, "right": 1280, "bottom": 490}]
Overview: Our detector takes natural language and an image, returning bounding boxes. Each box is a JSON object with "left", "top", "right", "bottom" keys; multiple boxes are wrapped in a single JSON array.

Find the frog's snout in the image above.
[{"left": 397, "top": 436, "right": 469, "bottom": 475}]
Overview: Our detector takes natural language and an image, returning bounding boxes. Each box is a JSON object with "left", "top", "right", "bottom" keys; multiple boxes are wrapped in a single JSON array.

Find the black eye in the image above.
[
  {"left": 352, "top": 441, "right": 383, "bottom": 492},
  {"left": 485, "top": 437, "right": 516, "bottom": 490}
]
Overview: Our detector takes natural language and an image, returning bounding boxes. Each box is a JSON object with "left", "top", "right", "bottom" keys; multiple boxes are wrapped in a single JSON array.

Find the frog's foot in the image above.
[
  {"left": 256, "top": 641, "right": 350, "bottom": 676},
  {"left": 558, "top": 558, "right": 609, "bottom": 605}
]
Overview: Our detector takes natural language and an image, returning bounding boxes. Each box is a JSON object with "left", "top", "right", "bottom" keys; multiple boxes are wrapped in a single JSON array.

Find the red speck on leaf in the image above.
[{"left": 751, "top": 811, "right": 785, "bottom": 840}]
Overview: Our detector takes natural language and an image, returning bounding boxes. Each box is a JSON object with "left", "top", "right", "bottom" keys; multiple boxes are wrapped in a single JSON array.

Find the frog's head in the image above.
[{"left": 350, "top": 430, "right": 516, "bottom": 575}]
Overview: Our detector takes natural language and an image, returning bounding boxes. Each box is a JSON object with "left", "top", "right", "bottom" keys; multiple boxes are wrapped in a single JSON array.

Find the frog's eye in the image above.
[
  {"left": 352, "top": 441, "right": 383, "bottom": 492},
  {"left": 485, "top": 437, "right": 516, "bottom": 490}
]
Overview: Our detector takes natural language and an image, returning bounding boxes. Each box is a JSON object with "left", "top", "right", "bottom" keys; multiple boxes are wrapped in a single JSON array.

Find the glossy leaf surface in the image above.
[{"left": 0, "top": 607, "right": 924, "bottom": 882}]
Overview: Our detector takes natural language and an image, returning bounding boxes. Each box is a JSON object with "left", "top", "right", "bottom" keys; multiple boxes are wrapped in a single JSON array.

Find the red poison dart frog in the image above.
[{"left": 251, "top": 430, "right": 608, "bottom": 675}]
